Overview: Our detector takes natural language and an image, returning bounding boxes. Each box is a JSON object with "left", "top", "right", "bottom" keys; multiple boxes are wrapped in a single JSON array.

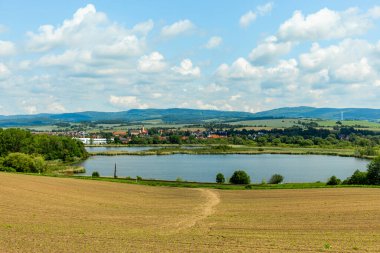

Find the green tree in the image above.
[
  {"left": 326, "top": 175, "right": 341, "bottom": 185},
  {"left": 345, "top": 170, "right": 368, "bottom": 185},
  {"left": 216, "top": 173, "right": 225, "bottom": 183},
  {"left": 367, "top": 156, "right": 380, "bottom": 185},
  {"left": 229, "top": 170, "right": 251, "bottom": 184},
  {"left": 268, "top": 174, "right": 284, "bottom": 184}
]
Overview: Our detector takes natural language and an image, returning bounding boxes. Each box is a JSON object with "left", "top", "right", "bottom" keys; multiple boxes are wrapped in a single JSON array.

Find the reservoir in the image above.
[{"left": 78, "top": 154, "right": 368, "bottom": 183}]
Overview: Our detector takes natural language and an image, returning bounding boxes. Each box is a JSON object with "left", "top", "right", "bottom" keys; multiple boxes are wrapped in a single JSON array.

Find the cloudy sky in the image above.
[{"left": 1, "top": 0, "right": 380, "bottom": 115}]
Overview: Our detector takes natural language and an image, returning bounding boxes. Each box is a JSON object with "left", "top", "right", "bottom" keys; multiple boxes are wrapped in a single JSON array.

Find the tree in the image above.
[
  {"left": 345, "top": 170, "right": 368, "bottom": 185},
  {"left": 229, "top": 170, "right": 250, "bottom": 184},
  {"left": 367, "top": 156, "right": 380, "bottom": 185},
  {"left": 268, "top": 174, "right": 284, "bottom": 184},
  {"left": 92, "top": 171, "right": 100, "bottom": 177},
  {"left": 326, "top": 175, "right": 341, "bottom": 185},
  {"left": 216, "top": 173, "right": 225, "bottom": 184}
]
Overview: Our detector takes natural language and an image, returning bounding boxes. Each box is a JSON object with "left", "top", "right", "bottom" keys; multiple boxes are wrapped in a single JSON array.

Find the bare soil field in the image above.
[{"left": 1, "top": 173, "right": 380, "bottom": 252}]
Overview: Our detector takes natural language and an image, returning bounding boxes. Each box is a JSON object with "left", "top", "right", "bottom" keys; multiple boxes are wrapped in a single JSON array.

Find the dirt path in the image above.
[{"left": 173, "top": 188, "right": 220, "bottom": 232}]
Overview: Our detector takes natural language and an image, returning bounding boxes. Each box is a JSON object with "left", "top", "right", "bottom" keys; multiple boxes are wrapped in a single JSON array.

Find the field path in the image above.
[{"left": 173, "top": 188, "right": 220, "bottom": 232}]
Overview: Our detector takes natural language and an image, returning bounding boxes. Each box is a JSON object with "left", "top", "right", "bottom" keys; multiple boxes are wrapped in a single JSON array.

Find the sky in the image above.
[{"left": 1, "top": 1, "right": 380, "bottom": 115}]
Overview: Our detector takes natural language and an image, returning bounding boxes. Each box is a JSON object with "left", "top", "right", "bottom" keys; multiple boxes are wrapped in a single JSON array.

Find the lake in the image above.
[{"left": 78, "top": 154, "right": 368, "bottom": 183}]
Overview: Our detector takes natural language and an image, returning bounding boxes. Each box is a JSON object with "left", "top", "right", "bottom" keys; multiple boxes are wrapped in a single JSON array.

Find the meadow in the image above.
[{"left": 1, "top": 172, "right": 379, "bottom": 252}]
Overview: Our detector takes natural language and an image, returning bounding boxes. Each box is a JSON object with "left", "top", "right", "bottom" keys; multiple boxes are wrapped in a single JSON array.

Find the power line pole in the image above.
[{"left": 114, "top": 163, "right": 117, "bottom": 178}]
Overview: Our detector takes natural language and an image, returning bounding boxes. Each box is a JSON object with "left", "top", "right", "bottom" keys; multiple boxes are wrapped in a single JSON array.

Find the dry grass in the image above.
[{"left": 1, "top": 173, "right": 380, "bottom": 252}]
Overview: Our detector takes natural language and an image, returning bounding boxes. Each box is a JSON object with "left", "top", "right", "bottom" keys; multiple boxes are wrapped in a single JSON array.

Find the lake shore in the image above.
[{"left": 87, "top": 145, "right": 375, "bottom": 159}]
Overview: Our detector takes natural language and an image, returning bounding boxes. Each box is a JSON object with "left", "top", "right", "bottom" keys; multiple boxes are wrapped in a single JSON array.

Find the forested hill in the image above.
[{"left": 0, "top": 107, "right": 380, "bottom": 126}]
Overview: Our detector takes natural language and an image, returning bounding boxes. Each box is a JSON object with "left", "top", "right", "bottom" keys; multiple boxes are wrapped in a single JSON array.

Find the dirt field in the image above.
[{"left": 1, "top": 173, "right": 380, "bottom": 252}]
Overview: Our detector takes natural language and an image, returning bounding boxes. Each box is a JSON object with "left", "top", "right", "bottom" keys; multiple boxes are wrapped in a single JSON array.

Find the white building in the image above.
[{"left": 76, "top": 138, "right": 108, "bottom": 145}]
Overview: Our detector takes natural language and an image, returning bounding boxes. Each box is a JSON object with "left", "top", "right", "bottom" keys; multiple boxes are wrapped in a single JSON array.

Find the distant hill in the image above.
[
  {"left": 0, "top": 107, "right": 379, "bottom": 127},
  {"left": 253, "top": 106, "right": 380, "bottom": 121}
]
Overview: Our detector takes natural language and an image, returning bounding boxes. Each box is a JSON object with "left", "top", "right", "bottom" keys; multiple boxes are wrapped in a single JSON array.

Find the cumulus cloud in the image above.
[
  {"left": 240, "top": 11, "right": 257, "bottom": 28},
  {"left": 368, "top": 6, "right": 380, "bottom": 19},
  {"left": 278, "top": 8, "right": 371, "bottom": 41},
  {"left": 248, "top": 36, "right": 292, "bottom": 64},
  {"left": 240, "top": 2, "right": 273, "bottom": 27},
  {"left": 109, "top": 95, "right": 149, "bottom": 109},
  {"left": 333, "top": 58, "right": 374, "bottom": 83},
  {"left": 205, "top": 36, "right": 222, "bottom": 49},
  {"left": 161, "top": 19, "right": 195, "bottom": 38},
  {"left": 0, "top": 41, "right": 16, "bottom": 56},
  {"left": 138, "top": 51, "right": 167, "bottom": 73},
  {"left": 26, "top": 4, "right": 146, "bottom": 56},
  {"left": 172, "top": 59, "right": 200, "bottom": 77},
  {"left": 0, "top": 63, "right": 11, "bottom": 80},
  {"left": 132, "top": 19, "right": 154, "bottom": 35}
]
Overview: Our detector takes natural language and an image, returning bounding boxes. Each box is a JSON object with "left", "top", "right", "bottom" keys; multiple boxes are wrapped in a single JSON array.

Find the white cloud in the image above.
[
  {"left": 240, "top": 2, "right": 273, "bottom": 28},
  {"left": 278, "top": 8, "right": 371, "bottom": 41},
  {"left": 138, "top": 51, "right": 166, "bottom": 73},
  {"left": 368, "top": 6, "right": 380, "bottom": 19},
  {"left": 257, "top": 2, "right": 274, "bottom": 16},
  {"left": 48, "top": 102, "right": 67, "bottom": 113},
  {"left": 94, "top": 35, "right": 144, "bottom": 58},
  {"left": 249, "top": 36, "right": 292, "bottom": 64},
  {"left": 172, "top": 59, "right": 200, "bottom": 77},
  {"left": 230, "top": 94, "right": 241, "bottom": 101},
  {"left": 0, "top": 63, "right": 11, "bottom": 80},
  {"left": 161, "top": 19, "right": 195, "bottom": 38},
  {"left": 195, "top": 100, "right": 218, "bottom": 110},
  {"left": 216, "top": 57, "right": 262, "bottom": 79},
  {"left": 0, "top": 41, "right": 16, "bottom": 56},
  {"left": 333, "top": 58, "right": 374, "bottom": 83},
  {"left": 240, "top": 11, "right": 257, "bottom": 28},
  {"left": 205, "top": 36, "right": 222, "bottom": 49},
  {"left": 26, "top": 4, "right": 145, "bottom": 56},
  {"left": 132, "top": 19, "right": 154, "bottom": 35},
  {"left": 109, "top": 95, "right": 148, "bottom": 109}
]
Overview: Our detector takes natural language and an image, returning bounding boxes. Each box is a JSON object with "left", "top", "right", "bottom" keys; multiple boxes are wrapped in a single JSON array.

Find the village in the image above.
[{"left": 31, "top": 125, "right": 229, "bottom": 145}]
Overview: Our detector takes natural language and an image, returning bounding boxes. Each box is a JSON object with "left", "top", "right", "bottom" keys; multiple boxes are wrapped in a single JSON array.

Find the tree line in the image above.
[{"left": 0, "top": 128, "right": 88, "bottom": 173}]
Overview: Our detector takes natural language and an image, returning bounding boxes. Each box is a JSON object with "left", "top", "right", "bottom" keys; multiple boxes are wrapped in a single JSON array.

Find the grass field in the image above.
[{"left": 1, "top": 173, "right": 379, "bottom": 252}]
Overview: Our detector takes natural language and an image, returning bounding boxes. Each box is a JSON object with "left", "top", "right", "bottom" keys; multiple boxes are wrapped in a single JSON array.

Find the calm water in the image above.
[{"left": 78, "top": 154, "right": 368, "bottom": 183}]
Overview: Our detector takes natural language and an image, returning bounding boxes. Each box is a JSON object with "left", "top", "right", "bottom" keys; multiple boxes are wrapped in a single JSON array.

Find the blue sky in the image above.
[{"left": 1, "top": 1, "right": 380, "bottom": 115}]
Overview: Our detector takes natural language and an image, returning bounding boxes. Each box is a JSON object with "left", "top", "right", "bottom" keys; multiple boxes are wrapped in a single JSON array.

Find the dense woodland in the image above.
[{"left": 0, "top": 128, "right": 88, "bottom": 173}]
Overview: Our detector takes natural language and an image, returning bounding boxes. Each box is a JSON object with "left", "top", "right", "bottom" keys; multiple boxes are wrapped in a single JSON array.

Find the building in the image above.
[{"left": 76, "top": 138, "right": 108, "bottom": 145}]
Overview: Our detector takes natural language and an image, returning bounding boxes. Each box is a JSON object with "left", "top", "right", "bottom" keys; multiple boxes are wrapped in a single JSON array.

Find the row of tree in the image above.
[
  {"left": 0, "top": 128, "right": 88, "bottom": 173},
  {"left": 328, "top": 156, "right": 380, "bottom": 185},
  {"left": 0, "top": 128, "right": 88, "bottom": 161},
  {"left": 216, "top": 171, "right": 284, "bottom": 185}
]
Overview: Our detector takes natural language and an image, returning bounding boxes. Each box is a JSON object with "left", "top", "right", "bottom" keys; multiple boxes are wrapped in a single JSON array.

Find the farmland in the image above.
[{"left": 1, "top": 173, "right": 379, "bottom": 252}]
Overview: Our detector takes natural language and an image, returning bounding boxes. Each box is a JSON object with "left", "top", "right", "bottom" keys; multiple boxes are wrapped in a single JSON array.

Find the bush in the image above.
[
  {"left": 367, "top": 156, "right": 380, "bottom": 185},
  {"left": 136, "top": 176, "right": 143, "bottom": 181},
  {"left": 344, "top": 170, "right": 368, "bottom": 185},
  {"left": 327, "top": 175, "right": 341, "bottom": 185},
  {"left": 216, "top": 173, "right": 225, "bottom": 184},
  {"left": 268, "top": 174, "right": 284, "bottom": 184},
  {"left": 229, "top": 170, "right": 251, "bottom": 184},
  {"left": 1, "top": 153, "right": 46, "bottom": 173},
  {"left": 92, "top": 171, "right": 100, "bottom": 177},
  {"left": 176, "top": 177, "right": 184, "bottom": 182}
]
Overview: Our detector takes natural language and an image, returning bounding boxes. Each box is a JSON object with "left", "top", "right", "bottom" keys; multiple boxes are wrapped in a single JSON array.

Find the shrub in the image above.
[
  {"left": 367, "top": 156, "right": 380, "bottom": 185},
  {"left": 176, "top": 177, "right": 184, "bottom": 182},
  {"left": 345, "top": 170, "right": 368, "bottom": 185},
  {"left": 2, "top": 153, "right": 46, "bottom": 173},
  {"left": 229, "top": 170, "right": 251, "bottom": 184},
  {"left": 268, "top": 174, "right": 284, "bottom": 184},
  {"left": 327, "top": 175, "right": 341, "bottom": 185},
  {"left": 136, "top": 176, "right": 143, "bottom": 181},
  {"left": 216, "top": 173, "right": 225, "bottom": 184},
  {"left": 92, "top": 171, "right": 100, "bottom": 177}
]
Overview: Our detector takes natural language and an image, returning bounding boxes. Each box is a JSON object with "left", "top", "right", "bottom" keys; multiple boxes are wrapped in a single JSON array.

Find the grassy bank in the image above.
[{"left": 39, "top": 173, "right": 378, "bottom": 190}]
